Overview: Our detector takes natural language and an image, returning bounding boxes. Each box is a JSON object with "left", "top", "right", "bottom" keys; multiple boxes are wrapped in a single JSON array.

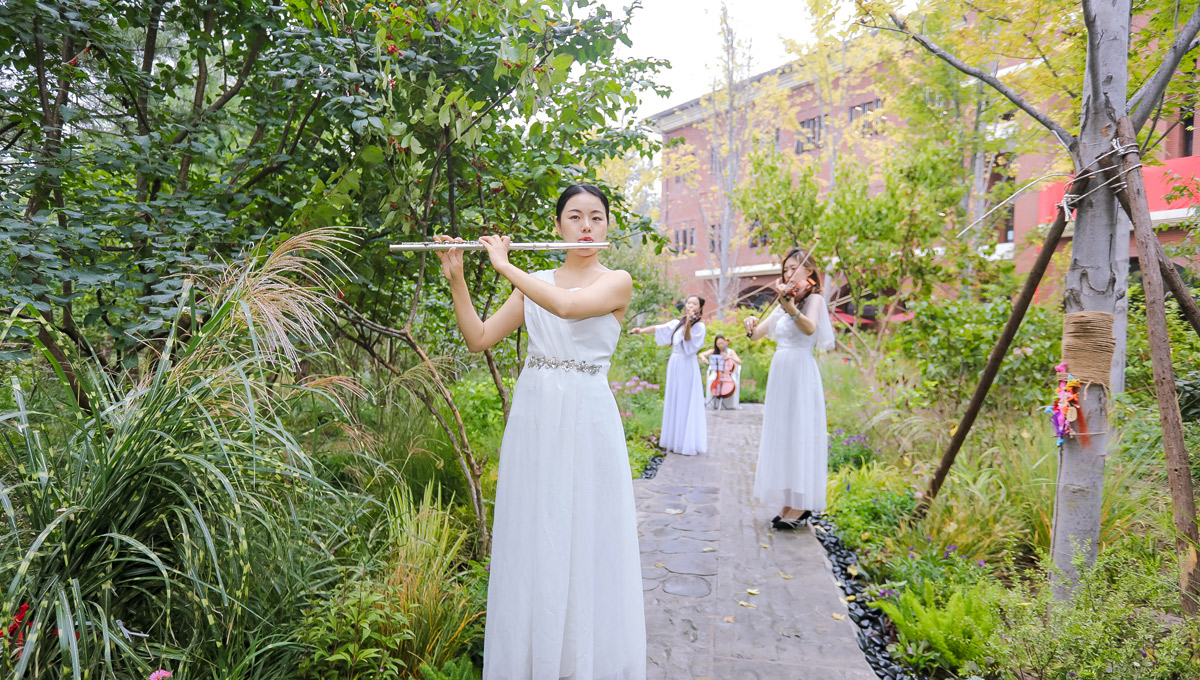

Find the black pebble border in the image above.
[
  {"left": 638, "top": 453, "right": 666, "bottom": 479},
  {"left": 809, "top": 514, "right": 920, "bottom": 680}
]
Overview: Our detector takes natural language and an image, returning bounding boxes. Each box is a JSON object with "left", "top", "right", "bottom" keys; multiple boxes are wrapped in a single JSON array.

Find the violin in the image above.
[{"left": 781, "top": 274, "right": 820, "bottom": 305}]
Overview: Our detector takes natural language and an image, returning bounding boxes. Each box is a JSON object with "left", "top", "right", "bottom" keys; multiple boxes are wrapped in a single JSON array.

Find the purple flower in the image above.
[{"left": 977, "top": 559, "right": 986, "bottom": 567}]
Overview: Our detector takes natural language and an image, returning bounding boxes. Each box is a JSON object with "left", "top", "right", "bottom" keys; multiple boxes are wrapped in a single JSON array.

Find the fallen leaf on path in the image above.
[
  {"left": 737, "top": 600, "right": 756, "bottom": 608},
  {"left": 702, "top": 546, "right": 715, "bottom": 552},
  {"left": 831, "top": 612, "right": 846, "bottom": 620},
  {"left": 723, "top": 616, "right": 735, "bottom": 623},
  {"left": 845, "top": 594, "right": 857, "bottom": 602},
  {"left": 665, "top": 508, "right": 684, "bottom": 515},
  {"left": 778, "top": 572, "right": 793, "bottom": 580},
  {"left": 760, "top": 543, "right": 770, "bottom": 549},
  {"left": 746, "top": 588, "right": 760, "bottom": 596},
  {"left": 654, "top": 562, "right": 665, "bottom": 568},
  {"left": 846, "top": 565, "right": 860, "bottom": 577}
]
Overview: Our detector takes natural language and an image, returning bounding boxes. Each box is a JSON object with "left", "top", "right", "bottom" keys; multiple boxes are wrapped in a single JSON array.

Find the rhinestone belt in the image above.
[{"left": 526, "top": 353, "right": 604, "bottom": 376}]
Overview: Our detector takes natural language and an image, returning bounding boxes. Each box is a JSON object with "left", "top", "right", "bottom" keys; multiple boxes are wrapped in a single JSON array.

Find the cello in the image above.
[{"left": 709, "top": 353, "right": 737, "bottom": 399}]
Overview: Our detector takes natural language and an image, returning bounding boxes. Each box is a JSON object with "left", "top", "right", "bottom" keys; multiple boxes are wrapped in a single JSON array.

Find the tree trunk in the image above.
[{"left": 1049, "top": 0, "right": 1130, "bottom": 598}]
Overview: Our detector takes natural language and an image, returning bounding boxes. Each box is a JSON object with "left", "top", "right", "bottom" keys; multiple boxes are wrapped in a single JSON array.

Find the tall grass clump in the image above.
[{"left": 0, "top": 229, "right": 375, "bottom": 679}]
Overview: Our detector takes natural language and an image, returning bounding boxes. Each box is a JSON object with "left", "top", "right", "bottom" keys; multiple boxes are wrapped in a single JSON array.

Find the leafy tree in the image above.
[{"left": 0, "top": 0, "right": 669, "bottom": 550}]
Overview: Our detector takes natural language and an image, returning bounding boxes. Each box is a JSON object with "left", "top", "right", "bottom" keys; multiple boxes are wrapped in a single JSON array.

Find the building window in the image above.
[
  {"left": 774, "top": 128, "right": 782, "bottom": 150},
  {"left": 709, "top": 146, "right": 718, "bottom": 173},
  {"left": 674, "top": 228, "right": 696, "bottom": 254},
  {"left": 849, "top": 99, "right": 883, "bottom": 136},
  {"left": 794, "top": 115, "right": 826, "bottom": 153},
  {"left": 708, "top": 227, "right": 716, "bottom": 254}
]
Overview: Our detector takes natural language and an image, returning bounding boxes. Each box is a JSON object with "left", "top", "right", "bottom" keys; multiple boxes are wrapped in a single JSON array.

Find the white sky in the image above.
[{"left": 601, "top": 0, "right": 818, "bottom": 119}]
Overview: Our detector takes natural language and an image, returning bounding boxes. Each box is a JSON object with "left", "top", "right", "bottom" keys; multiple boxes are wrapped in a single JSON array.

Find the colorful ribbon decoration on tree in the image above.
[{"left": 1045, "top": 361, "right": 1088, "bottom": 446}]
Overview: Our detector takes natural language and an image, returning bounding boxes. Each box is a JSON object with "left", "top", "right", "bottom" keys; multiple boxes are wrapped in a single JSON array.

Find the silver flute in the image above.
[{"left": 389, "top": 240, "right": 610, "bottom": 253}]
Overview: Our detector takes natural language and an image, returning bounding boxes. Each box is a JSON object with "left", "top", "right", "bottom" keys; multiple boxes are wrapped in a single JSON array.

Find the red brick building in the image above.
[{"left": 649, "top": 57, "right": 1198, "bottom": 315}]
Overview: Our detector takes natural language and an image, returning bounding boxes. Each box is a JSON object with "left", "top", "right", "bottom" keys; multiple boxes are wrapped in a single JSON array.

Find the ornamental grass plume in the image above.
[{"left": 0, "top": 228, "right": 368, "bottom": 678}]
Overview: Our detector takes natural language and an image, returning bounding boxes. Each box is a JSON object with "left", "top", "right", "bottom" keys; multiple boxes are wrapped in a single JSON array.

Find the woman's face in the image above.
[
  {"left": 716, "top": 337, "right": 728, "bottom": 351},
  {"left": 683, "top": 296, "right": 701, "bottom": 315},
  {"left": 555, "top": 192, "right": 609, "bottom": 244},
  {"left": 783, "top": 255, "right": 813, "bottom": 282}
]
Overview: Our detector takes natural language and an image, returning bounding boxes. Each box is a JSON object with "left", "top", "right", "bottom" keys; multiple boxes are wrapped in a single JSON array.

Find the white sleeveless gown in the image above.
[
  {"left": 753, "top": 295, "right": 835, "bottom": 511},
  {"left": 483, "top": 269, "right": 647, "bottom": 680}
]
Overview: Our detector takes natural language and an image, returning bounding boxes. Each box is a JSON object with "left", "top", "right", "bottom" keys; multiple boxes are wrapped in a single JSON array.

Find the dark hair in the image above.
[
  {"left": 712, "top": 334, "right": 728, "bottom": 355},
  {"left": 555, "top": 184, "right": 610, "bottom": 220},
  {"left": 782, "top": 247, "right": 822, "bottom": 295},
  {"left": 672, "top": 294, "right": 705, "bottom": 343}
]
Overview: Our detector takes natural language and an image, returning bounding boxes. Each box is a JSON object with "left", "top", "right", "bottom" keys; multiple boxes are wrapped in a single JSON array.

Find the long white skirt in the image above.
[
  {"left": 483, "top": 367, "right": 646, "bottom": 680},
  {"left": 753, "top": 347, "right": 828, "bottom": 511},
  {"left": 659, "top": 352, "right": 707, "bottom": 456}
]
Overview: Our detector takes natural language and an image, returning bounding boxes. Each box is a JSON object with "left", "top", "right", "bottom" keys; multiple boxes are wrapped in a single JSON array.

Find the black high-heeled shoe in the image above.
[{"left": 772, "top": 516, "right": 802, "bottom": 530}]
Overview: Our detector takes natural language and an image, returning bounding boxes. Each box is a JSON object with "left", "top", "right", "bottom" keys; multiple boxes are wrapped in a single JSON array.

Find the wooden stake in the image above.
[
  {"left": 1112, "top": 116, "right": 1200, "bottom": 615},
  {"left": 916, "top": 174, "right": 1090, "bottom": 517}
]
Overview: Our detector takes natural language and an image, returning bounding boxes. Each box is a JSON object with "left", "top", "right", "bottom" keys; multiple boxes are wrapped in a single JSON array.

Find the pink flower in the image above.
[
  {"left": 1055, "top": 361, "right": 1069, "bottom": 373},
  {"left": 149, "top": 671, "right": 172, "bottom": 680}
]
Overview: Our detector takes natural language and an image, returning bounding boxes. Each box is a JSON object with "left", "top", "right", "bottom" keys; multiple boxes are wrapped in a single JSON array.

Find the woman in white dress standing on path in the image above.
[
  {"left": 434, "top": 184, "right": 646, "bottom": 680},
  {"left": 743, "top": 248, "right": 834, "bottom": 530},
  {"left": 628, "top": 295, "right": 707, "bottom": 456}
]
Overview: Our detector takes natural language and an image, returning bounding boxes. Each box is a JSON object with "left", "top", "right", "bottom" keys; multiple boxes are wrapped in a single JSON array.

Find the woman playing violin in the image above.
[
  {"left": 629, "top": 295, "right": 708, "bottom": 456},
  {"left": 742, "top": 247, "right": 835, "bottom": 530}
]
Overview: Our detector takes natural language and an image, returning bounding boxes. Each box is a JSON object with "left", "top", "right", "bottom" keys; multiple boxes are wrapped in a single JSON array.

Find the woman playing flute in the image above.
[{"left": 434, "top": 184, "right": 646, "bottom": 680}]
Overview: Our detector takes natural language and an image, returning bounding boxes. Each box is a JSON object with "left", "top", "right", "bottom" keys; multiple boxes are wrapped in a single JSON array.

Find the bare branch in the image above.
[
  {"left": 1130, "top": 6, "right": 1200, "bottom": 131},
  {"left": 170, "top": 29, "right": 267, "bottom": 146},
  {"left": 875, "top": 11, "right": 1077, "bottom": 152}
]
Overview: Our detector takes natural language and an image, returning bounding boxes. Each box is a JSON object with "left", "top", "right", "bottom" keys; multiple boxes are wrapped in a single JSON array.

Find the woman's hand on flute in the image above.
[
  {"left": 478, "top": 234, "right": 513, "bottom": 274},
  {"left": 433, "top": 235, "right": 466, "bottom": 281}
]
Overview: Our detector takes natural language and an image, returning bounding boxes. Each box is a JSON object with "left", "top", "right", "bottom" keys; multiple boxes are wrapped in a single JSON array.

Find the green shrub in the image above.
[
  {"left": 828, "top": 431, "right": 876, "bottom": 469},
  {"left": 449, "top": 373, "right": 507, "bottom": 461},
  {"left": 826, "top": 463, "right": 917, "bottom": 560},
  {"left": 418, "top": 654, "right": 476, "bottom": 680},
  {"left": 889, "top": 297, "right": 1061, "bottom": 412},
  {"left": 871, "top": 580, "right": 1000, "bottom": 676},
  {"left": 626, "top": 437, "right": 658, "bottom": 478},
  {"left": 987, "top": 550, "right": 1200, "bottom": 680},
  {"left": 1124, "top": 284, "right": 1200, "bottom": 403},
  {"left": 300, "top": 580, "right": 414, "bottom": 680}
]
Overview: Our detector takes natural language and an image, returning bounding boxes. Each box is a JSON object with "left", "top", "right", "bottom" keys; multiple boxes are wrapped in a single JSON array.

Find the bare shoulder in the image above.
[{"left": 599, "top": 268, "right": 633, "bottom": 284}]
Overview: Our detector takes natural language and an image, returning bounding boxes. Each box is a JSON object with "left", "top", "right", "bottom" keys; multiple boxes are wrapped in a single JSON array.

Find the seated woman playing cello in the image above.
[{"left": 698, "top": 334, "right": 742, "bottom": 410}]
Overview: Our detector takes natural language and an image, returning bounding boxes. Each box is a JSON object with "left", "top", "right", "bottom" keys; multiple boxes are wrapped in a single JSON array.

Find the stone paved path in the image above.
[{"left": 636, "top": 404, "right": 877, "bottom": 680}]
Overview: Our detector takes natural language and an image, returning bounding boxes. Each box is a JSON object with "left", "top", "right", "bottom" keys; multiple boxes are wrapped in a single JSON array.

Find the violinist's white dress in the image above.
[
  {"left": 483, "top": 269, "right": 646, "bottom": 680},
  {"left": 655, "top": 319, "right": 707, "bottom": 456},
  {"left": 753, "top": 294, "right": 835, "bottom": 511}
]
